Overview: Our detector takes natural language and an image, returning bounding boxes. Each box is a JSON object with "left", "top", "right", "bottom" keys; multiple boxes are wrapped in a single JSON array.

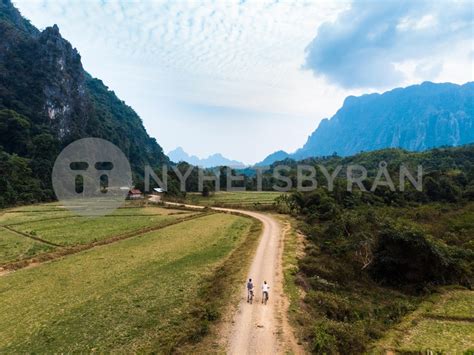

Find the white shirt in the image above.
[{"left": 262, "top": 283, "right": 270, "bottom": 292}]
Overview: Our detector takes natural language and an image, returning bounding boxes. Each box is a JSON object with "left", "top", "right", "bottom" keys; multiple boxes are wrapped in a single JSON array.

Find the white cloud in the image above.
[
  {"left": 304, "top": 0, "right": 473, "bottom": 89},
  {"left": 14, "top": 0, "right": 354, "bottom": 163},
  {"left": 12, "top": 0, "right": 474, "bottom": 163}
]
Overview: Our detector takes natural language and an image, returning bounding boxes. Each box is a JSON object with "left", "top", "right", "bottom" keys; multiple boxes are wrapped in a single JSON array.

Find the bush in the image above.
[
  {"left": 311, "top": 320, "right": 366, "bottom": 354},
  {"left": 305, "top": 291, "right": 354, "bottom": 322},
  {"left": 369, "top": 224, "right": 471, "bottom": 287}
]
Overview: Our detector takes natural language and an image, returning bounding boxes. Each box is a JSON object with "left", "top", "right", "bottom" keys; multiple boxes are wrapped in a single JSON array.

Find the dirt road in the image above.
[
  {"left": 223, "top": 209, "right": 283, "bottom": 354},
  {"left": 161, "top": 200, "right": 302, "bottom": 354}
]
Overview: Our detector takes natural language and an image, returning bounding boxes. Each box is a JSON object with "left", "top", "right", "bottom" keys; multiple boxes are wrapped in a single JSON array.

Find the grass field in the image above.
[
  {"left": 0, "top": 227, "right": 54, "bottom": 265},
  {"left": 373, "top": 288, "right": 474, "bottom": 353},
  {"left": 11, "top": 210, "right": 194, "bottom": 246},
  {"left": 0, "top": 203, "right": 198, "bottom": 265},
  {"left": 0, "top": 206, "right": 73, "bottom": 226},
  {"left": 169, "top": 191, "right": 285, "bottom": 208},
  {"left": 0, "top": 212, "right": 258, "bottom": 352}
]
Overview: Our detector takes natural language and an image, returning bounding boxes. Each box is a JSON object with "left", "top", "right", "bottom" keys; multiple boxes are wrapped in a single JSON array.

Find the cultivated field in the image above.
[
  {"left": 169, "top": 191, "right": 285, "bottom": 209},
  {"left": 0, "top": 203, "right": 260, "bottom": 352},
  {"left": 0, "top": 203, "right": 197, "bottom": 265},
  {"left": 0, "top": 227, "right": 54, "bottom": 265},
  {"left": 374, "top": 288, "right": 474, "bottom": 353}
]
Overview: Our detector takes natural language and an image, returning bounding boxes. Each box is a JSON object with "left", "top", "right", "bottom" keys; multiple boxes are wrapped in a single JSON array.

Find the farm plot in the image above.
[
  {"left": 11, "top": 210, "right": 197, "bottom": 246},
  {"left": 0, "top": 227, "right": 54, "bottom": 265},
  {"left": 177, "top": 191, "right": 284, "bottom": 208},
  {"left": 0, "top": 204, "right": 200, "bottom": 265},
  {"left": 0, "top": 213, "right": 256, "bottom": 352},
  {"left": 374, "top": 288, "right": 474, "bottom": 353}
]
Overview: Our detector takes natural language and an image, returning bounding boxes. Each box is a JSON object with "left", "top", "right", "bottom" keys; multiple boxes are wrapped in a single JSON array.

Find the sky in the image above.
[{"left": 14, "top": 0, "right": 474, "bottom": 164}]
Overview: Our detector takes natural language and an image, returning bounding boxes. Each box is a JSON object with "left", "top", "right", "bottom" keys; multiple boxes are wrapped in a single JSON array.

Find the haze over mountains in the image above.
[
  {"left": 168, "top": 147, "right": 245, "bottom": 168},
  {"left": 1, "top": 0, "right": 474, "bottom": 208},
  {"left": 258, "top": 82, "right": 474, "bottom": 166},
  {"left": 173, "top": 82, "right": 474, "bottom": 168}
]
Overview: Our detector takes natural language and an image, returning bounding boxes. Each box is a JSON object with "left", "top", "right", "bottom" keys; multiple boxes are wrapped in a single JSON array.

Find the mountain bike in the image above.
[
  {"left": 247, "top": 290, "right": 254, "bottom": 304},
  {"left": 262, "top": 291, "right": 268, "bottom": 305}
]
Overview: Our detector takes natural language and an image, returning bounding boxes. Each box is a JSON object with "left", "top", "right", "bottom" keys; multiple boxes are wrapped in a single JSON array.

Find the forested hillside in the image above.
[
  {"left": 273, "top": 145, "right": 474, "bottom": 353},
  {"left": 0, "top": 0, "right": 168, "bottom": 207}
]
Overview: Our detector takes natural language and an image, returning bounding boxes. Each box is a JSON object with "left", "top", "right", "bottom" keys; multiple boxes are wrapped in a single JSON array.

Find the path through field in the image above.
[
  {"left": 223, "top": 209, "right": 283, "bottom": 354},
  {"left": 162, "top": 200, "right": 302, "bottom": 354}
]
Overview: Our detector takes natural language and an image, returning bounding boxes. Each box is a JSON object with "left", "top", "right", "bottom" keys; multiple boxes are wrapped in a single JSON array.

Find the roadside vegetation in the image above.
[
  {"left": 278, "top": 214, "right": 307, "bottom": 347},
  {"left": 0, "top": 212, "right": 260, "bottom": 352},
  {"left": 276, "top": 146, "right": 474, "bottom": 353}
]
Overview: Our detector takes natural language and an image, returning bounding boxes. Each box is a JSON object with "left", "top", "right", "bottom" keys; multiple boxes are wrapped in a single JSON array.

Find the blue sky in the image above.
[{"left": 15, "top": 0, "right": 474, "bottom": 164}]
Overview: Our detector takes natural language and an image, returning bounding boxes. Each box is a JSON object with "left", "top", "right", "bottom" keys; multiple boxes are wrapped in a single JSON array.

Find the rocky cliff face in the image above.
[
  {"left": 0, "top": 0, "right": 168, "bottom": 207},
  {"left": 293, "top": 82, "right": 474, "bottom": 159},
  {"left": 37, "top": 24, "right": 89, "bottom": 139},
  {"left": 0, "top": 0, "right": 168, "bottom": 171}
]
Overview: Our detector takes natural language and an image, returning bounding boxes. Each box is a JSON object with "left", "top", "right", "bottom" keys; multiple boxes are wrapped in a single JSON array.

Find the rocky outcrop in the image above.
[
  {"left": 37, "top": 24, "right": 89, "bottom": 139},
  {"left": 0, "top": 0, "right": 168, "bottom": 172},
  {"left": 293, "top": 82, "right": 474, "bottom": 159}
]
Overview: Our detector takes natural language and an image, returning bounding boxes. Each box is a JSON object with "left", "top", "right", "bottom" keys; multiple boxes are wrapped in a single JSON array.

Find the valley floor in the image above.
[
  {"left": 0, "top": 201, "right": 261, "bottom": 352},
  {"left": 1, "top": 197, "right": 472, "bottom": 353}
]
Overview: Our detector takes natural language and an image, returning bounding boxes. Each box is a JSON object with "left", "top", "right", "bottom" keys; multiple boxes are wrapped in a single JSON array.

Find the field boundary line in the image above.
[
  {"left": 4, "top": 213, "right": 189, "bottom": 227},
  {"left": 1, "top": 225, "right": 63, "bottom": 247},
  {"left": 0, "top": 212, "right": 213, "bottom": 274},
  {"left": 422, "top": 314, "right": 474, "bottom": 322},
  {"left": 3, "top": 209, "right": 67, "bottom": 213},
  {"left": 4, "top": 216, "right": 81, "bottom": 226}
]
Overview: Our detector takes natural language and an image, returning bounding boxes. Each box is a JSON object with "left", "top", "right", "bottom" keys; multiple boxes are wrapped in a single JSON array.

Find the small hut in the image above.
[{"left": 128, "top": 188, "right": 143, "bottom": 200}]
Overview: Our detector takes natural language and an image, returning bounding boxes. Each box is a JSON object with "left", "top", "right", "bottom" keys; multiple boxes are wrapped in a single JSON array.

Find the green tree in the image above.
[{"left": 0, "top": 109, "right": 31, "bottom": 155}]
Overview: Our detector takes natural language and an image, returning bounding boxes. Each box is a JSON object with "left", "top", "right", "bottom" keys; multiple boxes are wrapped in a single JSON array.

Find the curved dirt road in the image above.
[
  {"left": 222, "top": 209, "right": 282, "bottom": 354},
  {"left": 161, "top": 200, "right": 301, "bottom": 354}
]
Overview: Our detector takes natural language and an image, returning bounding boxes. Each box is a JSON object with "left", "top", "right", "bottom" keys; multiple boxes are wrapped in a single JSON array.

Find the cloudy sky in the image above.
[{"left": 14, "top": 0, "right": 474, "bottom": 164}]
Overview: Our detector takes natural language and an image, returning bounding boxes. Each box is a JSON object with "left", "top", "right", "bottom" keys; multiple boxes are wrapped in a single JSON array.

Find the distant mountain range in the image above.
[
  {"left": 168, "top": 147, "right": 245, "bottom": 168},
  {"left": 258, "top": 82, "right": 474, "bottom": 166},
  {"left": 255, "top": 150, "right": 290, "bottom": 167}
]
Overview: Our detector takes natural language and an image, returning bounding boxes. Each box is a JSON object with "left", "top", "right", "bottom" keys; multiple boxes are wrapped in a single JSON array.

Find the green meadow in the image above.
[
  {"left": 0, "top": 211, "right": 259, "bottom": 352},
  {"left": 374, "top": 288, "right": 474, "bottom": 353},
  {"left": 0, "top": 203, "right": 198, "bottom": 264},
  {"left": 172, "top": 191, "right": 284, "bottom": 208}
]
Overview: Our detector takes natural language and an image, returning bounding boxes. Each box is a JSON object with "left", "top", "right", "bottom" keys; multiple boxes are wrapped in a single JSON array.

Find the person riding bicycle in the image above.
[
  {"left": 247, "top": 278, "right": 254, "bottom": 302},
  {"left": 261, "top": 281, "right": 270, "bottom": 303}
]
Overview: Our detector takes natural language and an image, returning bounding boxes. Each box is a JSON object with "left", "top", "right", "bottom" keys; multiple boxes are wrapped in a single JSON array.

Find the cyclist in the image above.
[
  {"left": 247, "top": 278, "right": 254, "bottom": 303},
  {"left": 261, "top": 281, "right": 270, "bottom": 304}
]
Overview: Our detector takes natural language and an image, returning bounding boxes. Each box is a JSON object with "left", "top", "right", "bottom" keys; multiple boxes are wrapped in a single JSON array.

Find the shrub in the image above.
[
  {"left": 369, "top": 224, "right": 471, "bottom": 287},
  {"left": 311, "top": 320, "right": 366, "bottom": 354}
]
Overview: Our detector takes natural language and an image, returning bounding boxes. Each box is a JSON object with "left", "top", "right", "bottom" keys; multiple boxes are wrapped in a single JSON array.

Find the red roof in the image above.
[{"left": 129, "top": 189, "right": 142, "bottom": 194}]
